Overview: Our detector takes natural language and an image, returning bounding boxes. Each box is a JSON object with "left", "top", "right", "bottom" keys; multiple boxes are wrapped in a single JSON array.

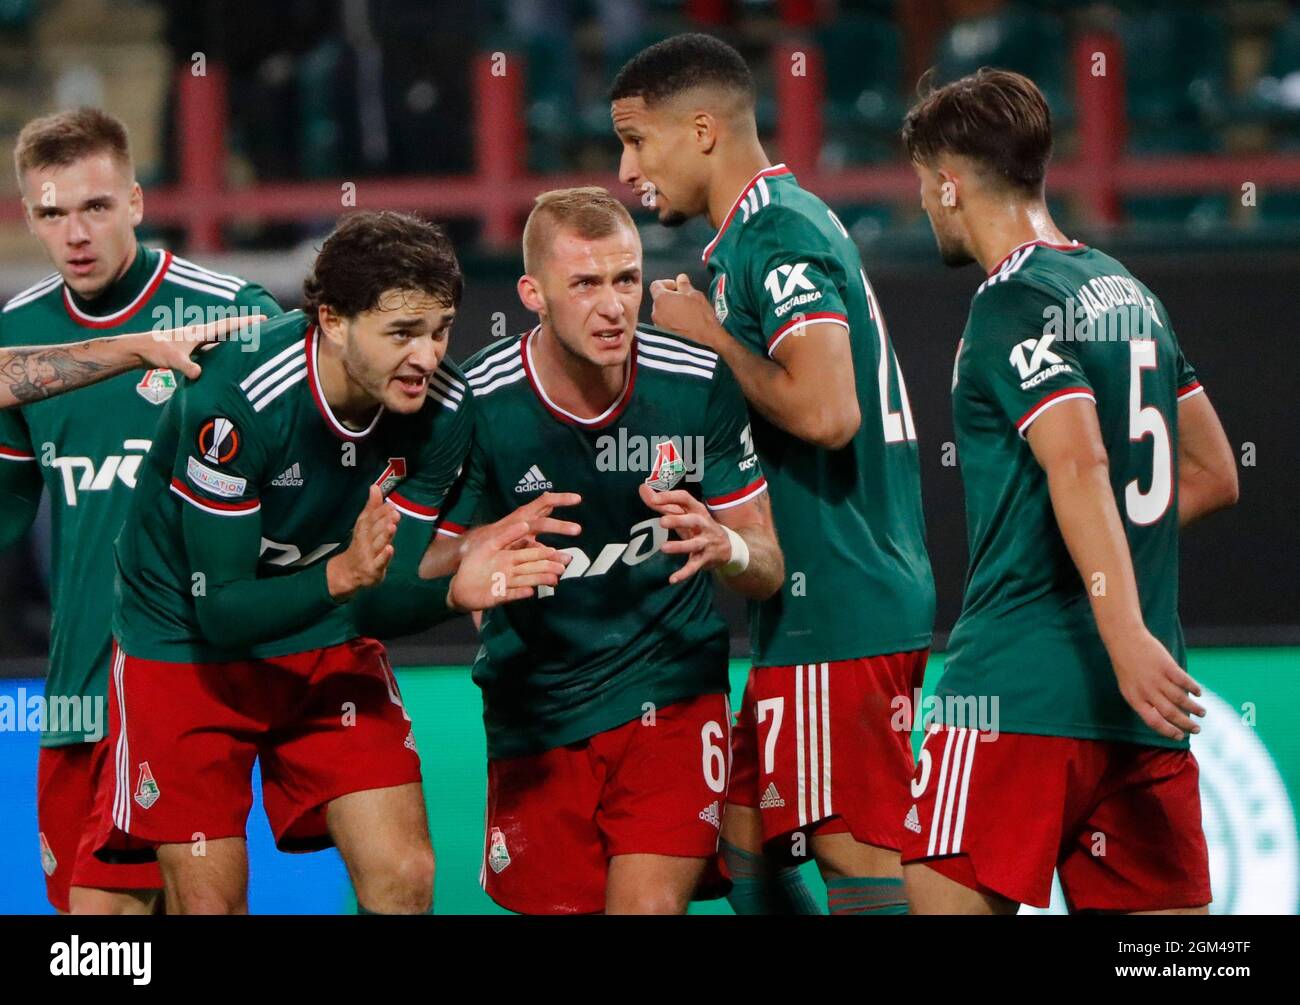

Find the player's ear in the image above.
[
  {"left": 937, "top": 166, "right": 960, "bottom": 211},
  {"left": 517, "top": 274, "right": 545, "bottom": 314},
  {"left": 692, "top": 110, "right": 718, "bottom": 154},
  {"left": 317, "top": 304, "right": 347, "bottom": 344},
  {"left": 128, "top": 180, "right": 144, "bottom": 228}
]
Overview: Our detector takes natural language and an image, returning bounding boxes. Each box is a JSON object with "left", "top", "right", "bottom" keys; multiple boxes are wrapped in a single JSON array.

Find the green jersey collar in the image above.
[
  {"left": 701, "top": 163, "right": 794, "bottom": 265},
  {"left": 521, "top": 324, "right": 637, "bottom": 429},
  {"left": 62, "top": 245, "right": 169, "bottom": 329},
  {"left": 985, "top": 238, "right": 1085, "bottom": 277},
  {"left": 305, "top": 323, "right": 385, "bottom": 440}
]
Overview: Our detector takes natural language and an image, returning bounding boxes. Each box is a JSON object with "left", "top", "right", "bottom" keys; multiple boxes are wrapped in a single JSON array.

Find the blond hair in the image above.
[{"left": 522, "top": 187, "right": 636, "bottom": 275}]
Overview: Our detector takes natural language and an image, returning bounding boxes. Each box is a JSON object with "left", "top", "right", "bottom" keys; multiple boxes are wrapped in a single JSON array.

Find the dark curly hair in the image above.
[{"left": 302, "top": 211, "right": 463, "bottom": 318}]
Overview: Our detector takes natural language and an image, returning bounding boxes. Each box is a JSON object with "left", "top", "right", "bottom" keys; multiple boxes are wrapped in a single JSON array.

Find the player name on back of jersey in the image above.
[{"left": 1040, "top": 274, "right": 1165, "bottom": 348}]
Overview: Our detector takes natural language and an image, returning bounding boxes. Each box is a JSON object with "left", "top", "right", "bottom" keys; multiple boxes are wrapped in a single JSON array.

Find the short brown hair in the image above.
[
  {"left": 14, "top": 107, "right": 132, "bottom": 182},
  {"left": 303, "top": 211, "right": 463, "bottom": 319},
  {"left": 523, "top": 187, "right": 636, "bottom": 275},
  {"left": 902, "top": 68, "right": 1053, "bottom": 194}
]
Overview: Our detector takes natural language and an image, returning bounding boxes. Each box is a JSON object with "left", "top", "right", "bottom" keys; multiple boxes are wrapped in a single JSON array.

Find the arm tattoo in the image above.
[{"left": 0, "top": 343, "right": 117, "bottom": 404}]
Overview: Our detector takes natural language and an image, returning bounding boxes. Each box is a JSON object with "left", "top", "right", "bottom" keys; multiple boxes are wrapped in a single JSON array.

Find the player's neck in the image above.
[
  {"left": 106, "top": 232, "right": 142, "bottom": 291},
  {"left": 707, "top": 142, "right": 771, "bottom": 231},
  {"left": 531, "top": 322, "right": 626, "bottom": 418},
  {"left": 315, "top": 337, "right": 381, "bottom": 430},
  {"left": 969, "top": 199, "right": 1071, "bottom": 274}
]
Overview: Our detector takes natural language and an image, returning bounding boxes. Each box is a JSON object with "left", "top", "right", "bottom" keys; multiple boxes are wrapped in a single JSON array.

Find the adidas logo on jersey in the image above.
[
  {"left": 514, "top": 464, "right": 553, "bottom": 493},
  {"left": 699, "top": 800, "right": 721, "bottom": 829},
  {"left": 759, "top": 782, "right": 785, "bottom": 809},
  {"left": 904, "top": 804, "right": 922, "bottom": 834},
  {"left": 271, "top": 462, "right": 304, "bottom": 488}
]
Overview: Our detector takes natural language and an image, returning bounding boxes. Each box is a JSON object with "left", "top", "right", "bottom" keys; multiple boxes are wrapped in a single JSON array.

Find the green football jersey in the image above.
[
  {"left": 702, "top": 164, "right": 935, "bottom": 666},
  {"left": 0, "top": 246, "right": 281, "bottom": 746},
  {"left": 940, "top": 239, "right": 1204, "bottom": 749},
  {"left": 440, "top": 324, "right": 767, "bottom": 758},
  {"left": 113, "top": 310, "right": 472, "bottom": 664}
]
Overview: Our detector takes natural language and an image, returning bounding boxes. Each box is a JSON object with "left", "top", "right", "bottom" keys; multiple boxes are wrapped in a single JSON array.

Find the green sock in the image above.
[
  {"left": 825, "top": 876, "right": 908, "bottom": 915},
  {"left": 721, "top": 839, "right": 823, "bottom": 915}
]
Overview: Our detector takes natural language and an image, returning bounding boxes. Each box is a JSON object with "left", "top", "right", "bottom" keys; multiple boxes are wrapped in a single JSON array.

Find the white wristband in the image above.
[{"left": 720, "top": 525, "right": 750, "bottom": 576}]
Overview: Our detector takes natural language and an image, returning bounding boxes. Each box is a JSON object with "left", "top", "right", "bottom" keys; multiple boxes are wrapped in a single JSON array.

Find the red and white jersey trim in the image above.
[
  {"left": 1016, "top": 387, "right": 1096, "bottom": 437},
  {"left": 1177, "top": 380, "right": 1205, "bottom": 401},
  {"left": 706, "top": 475, "right": 767, "bottom": 512},
  {"left": 435, "top": 518, "right": 467, "bottom": 539},
  {"left": 63, "top": 251, "right": 171, "bottom": 329},
  {"left": 169, "top": 477, "right": 260, "bottom": 516},
  {"left": 306, "top": 325, "right": 384, "bottom": 440},
  {"left": 0, "top": 445, "right": 36, "bottom": 461},
  {"left": 985, "top": 238, "right": 1084, "bottom": 278},
  {"left": 388, "top": 492, "right": 439, "bottom": 523},
  {"left": 701, "top": 164, "right": 793, "bottom": 264},
  {"left": 767, "top": 311, "right": 849, "bottom": 357},
  {"left": 522, "top": 326, "right": 636, "bottom": 429}
]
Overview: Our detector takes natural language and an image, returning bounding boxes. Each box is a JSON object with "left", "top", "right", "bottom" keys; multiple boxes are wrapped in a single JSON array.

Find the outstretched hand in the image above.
[
  {"left": 447, "top": 491, "right": 583, "bottom": 609},
  {"left": 638, "top": 482, "right": 733, "bottom": 585},
  {"left": 136, "top": 314, "right": 268, "bottom": 379}
]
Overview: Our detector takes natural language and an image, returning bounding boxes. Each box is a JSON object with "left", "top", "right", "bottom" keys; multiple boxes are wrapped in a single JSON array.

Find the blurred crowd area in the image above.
[{"left": 0, "top": 0, "right": 1296, "bottom": 262}]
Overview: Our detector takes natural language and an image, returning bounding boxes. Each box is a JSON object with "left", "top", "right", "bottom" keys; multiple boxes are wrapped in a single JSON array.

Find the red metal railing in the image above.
[{"left": 6, "top": 39, "right": 1298, "bottom": 252}]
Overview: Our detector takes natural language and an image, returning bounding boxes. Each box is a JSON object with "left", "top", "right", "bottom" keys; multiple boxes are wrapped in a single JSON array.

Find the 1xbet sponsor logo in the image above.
[
  {"left": 1009, "top": 332, "right": 1074, "bottom": 391},
  {"left": 764, "top": 263, "right": 823, "bottom": 317}
]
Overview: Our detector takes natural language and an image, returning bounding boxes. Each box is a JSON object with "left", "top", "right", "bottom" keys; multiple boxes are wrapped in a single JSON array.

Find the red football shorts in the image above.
[
  {"left": 92, "top": 637, "right": 422, "bottom": 860},
  {"left": 730, "top": 649, "right": 929, "bottom": 854},
  {"left": 901, "top": 725, "right": 1212, "bottom": 911},
  {"left": 38, "top": 740, "right": 162, "bottom": 911},
  {"left": 482, "top": 692, "right": 731, "bottom": 915}
]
